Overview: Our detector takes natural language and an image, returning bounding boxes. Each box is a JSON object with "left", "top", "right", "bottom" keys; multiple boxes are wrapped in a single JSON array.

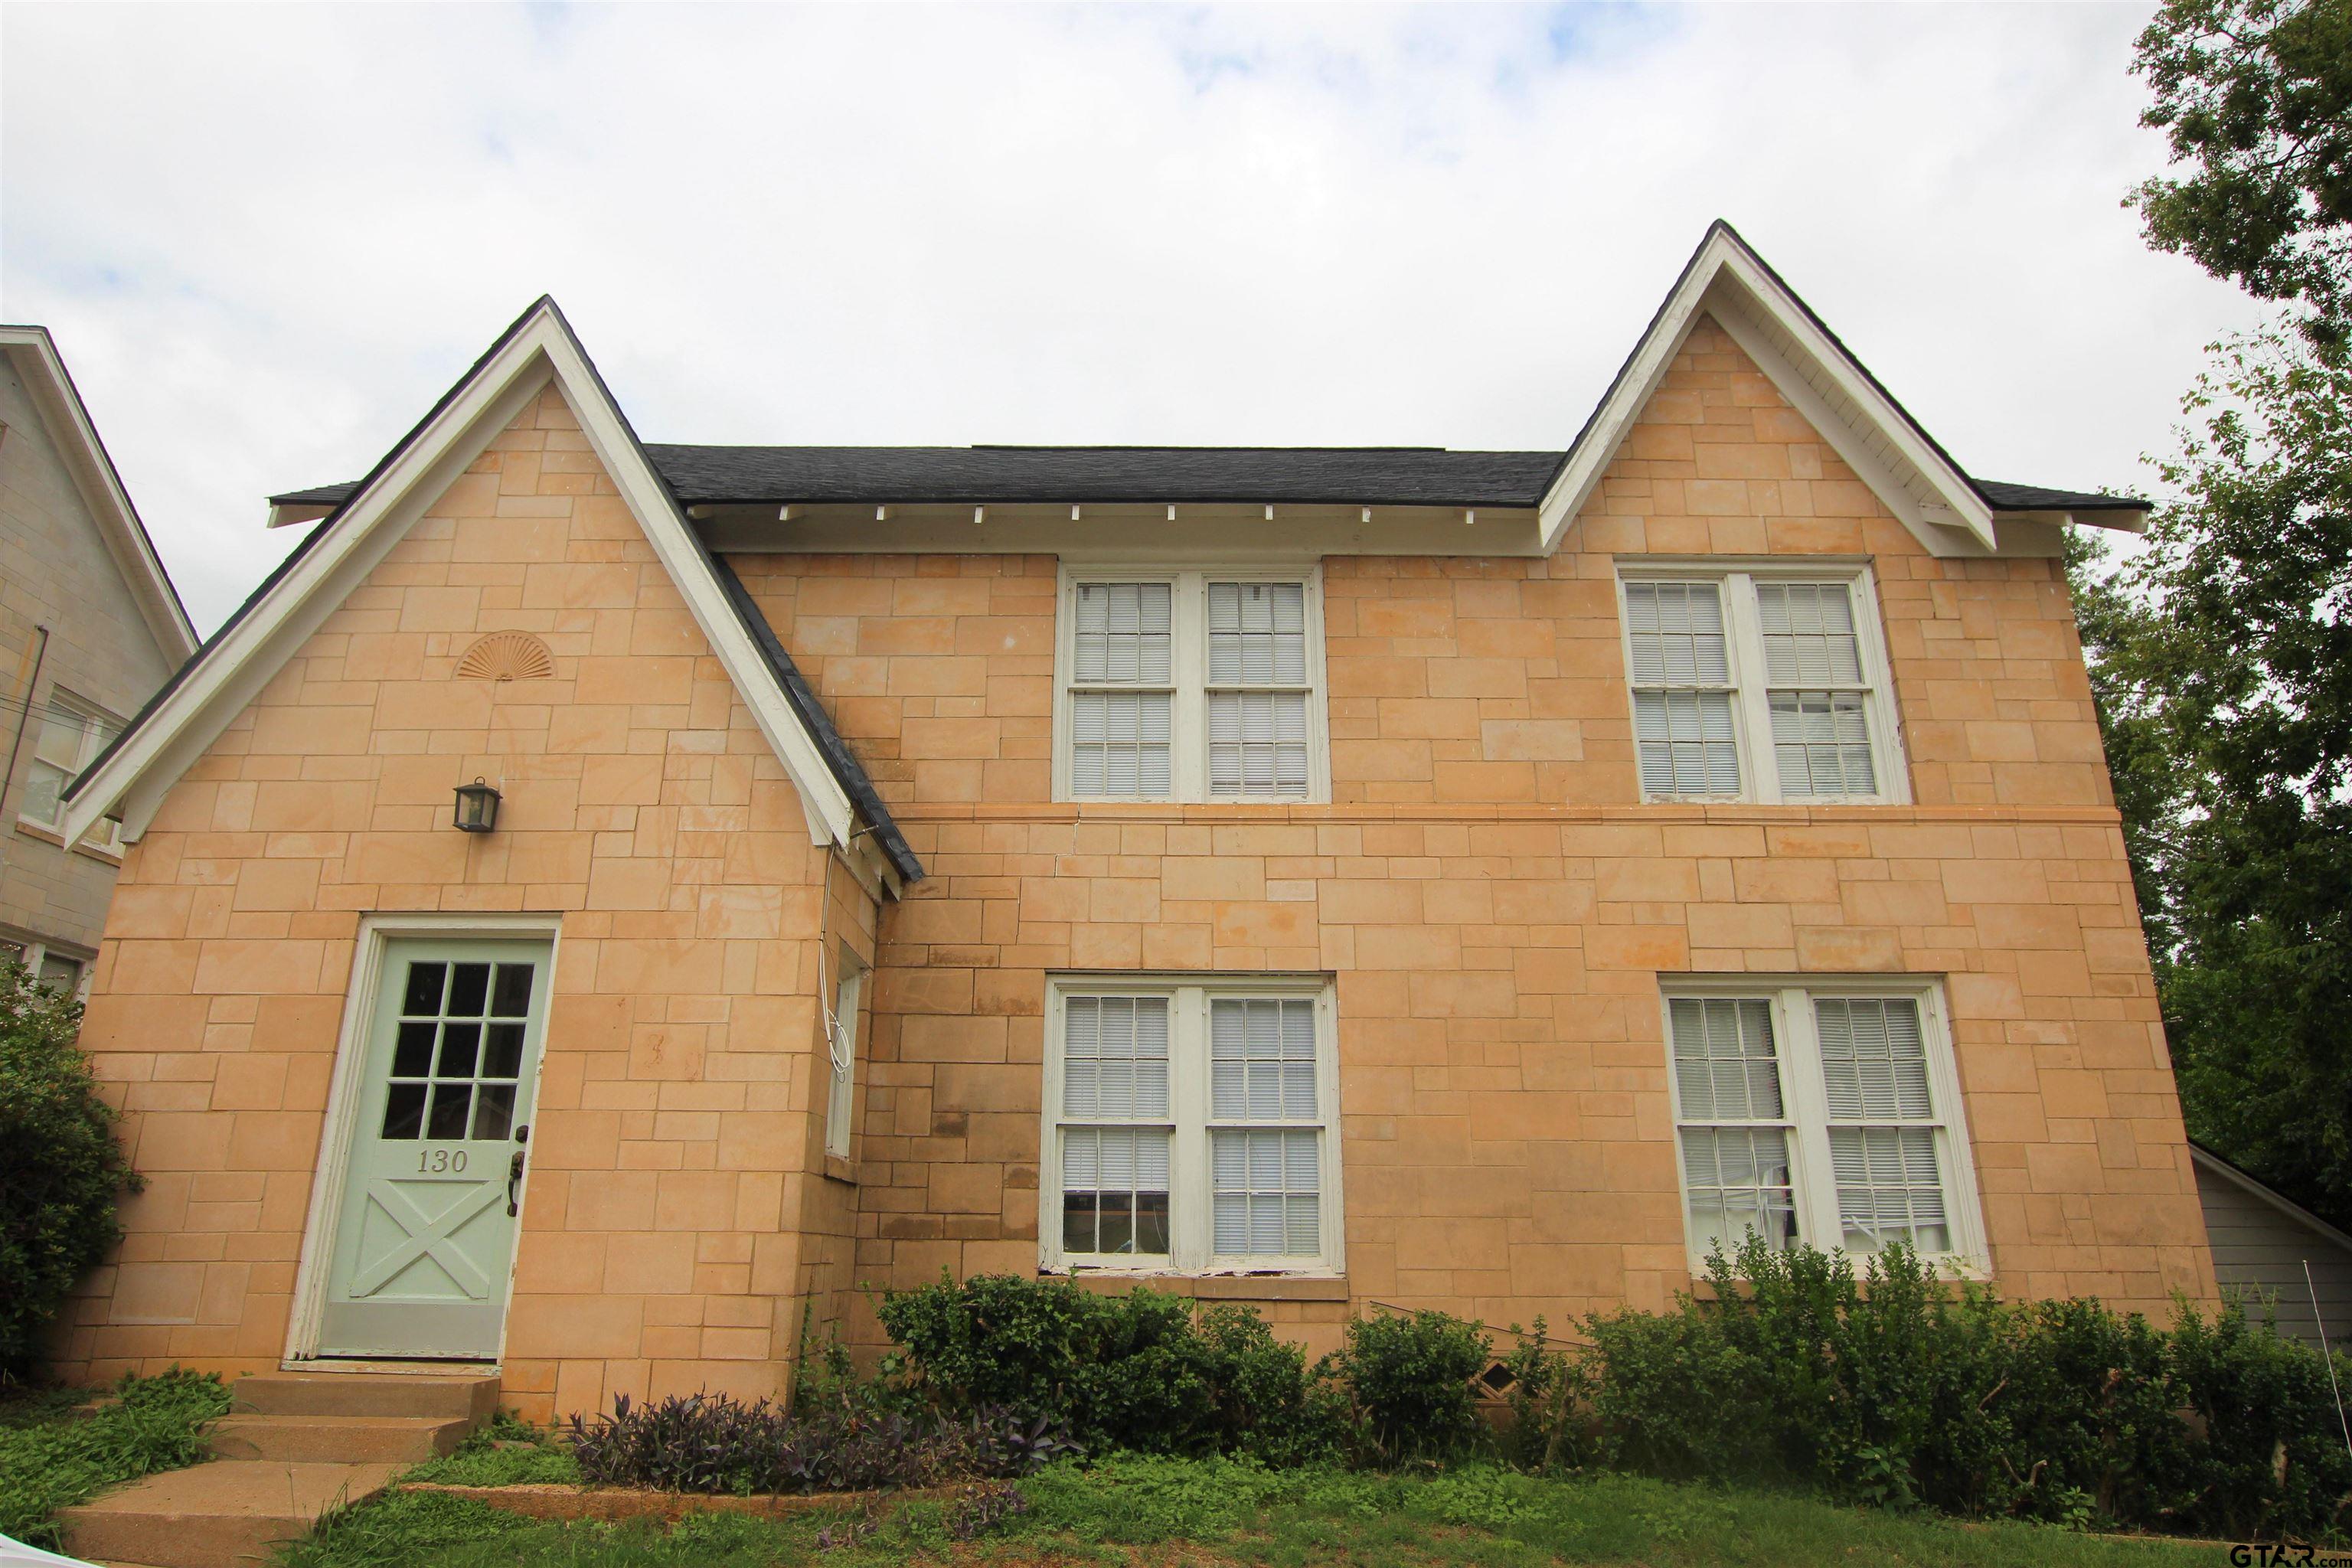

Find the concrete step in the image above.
[
  {"left": 57, "top": 1460, "right": 402, "bottom": 1568},
  {"left": 229, "top": 1370, "right": 498, "bottom": 1422},
  {"left": 208, "top": 1412, "right": 474, "bottom": 1464}
]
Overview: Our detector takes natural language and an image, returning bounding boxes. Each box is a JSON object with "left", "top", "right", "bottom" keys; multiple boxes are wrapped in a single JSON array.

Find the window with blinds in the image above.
[
  {"left": 1045, "top": 978, "right": 1339, "bottom": 1272},
  {"left": 1617, "top": 570, "right": 1903, "bottom": 804},
  {"left": 1059, "top": 572, "right": 1325, "bottom": 802},
  {"left": 1663, "top": 983, "right": 1978, "bottom": 1268}
]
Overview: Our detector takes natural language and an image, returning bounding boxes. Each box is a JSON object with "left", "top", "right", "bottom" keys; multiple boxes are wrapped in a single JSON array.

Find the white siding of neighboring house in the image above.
[{"left": 2192, "top": 1147, "right": 2352, "bottom": 1352}]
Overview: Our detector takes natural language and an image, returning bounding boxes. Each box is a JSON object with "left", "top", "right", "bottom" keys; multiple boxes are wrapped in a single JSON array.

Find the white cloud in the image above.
[{"left": 2, "top": 1, "right": 2262, "bottom": 631}]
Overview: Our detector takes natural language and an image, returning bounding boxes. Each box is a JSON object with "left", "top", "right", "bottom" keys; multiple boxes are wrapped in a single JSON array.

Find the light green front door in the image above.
[{"left": 319, "top": 939, "right": 552, "bottom": 1359}]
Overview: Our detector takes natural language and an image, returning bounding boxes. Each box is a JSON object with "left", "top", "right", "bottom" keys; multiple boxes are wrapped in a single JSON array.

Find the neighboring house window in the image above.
[
  {"left": 18, "top": 691, "right": 123, "bottom": 851},
  {"left": 1057, "top": 569, "right": 1328, "bottom": 802},
  {"left": 1662, "top": 981, "right": 1982, "bottom": 1268},
  {"left": 824, "top": 954, "right": 866, "bottom": 1160},
  {"left": 1043, "top": 975, "right": 1341, "bottom": 1273},
  {"left": 1617, "top": 567, "right": 1906, "bottom": 803},
  {"left": 0, "top": 933, "right": 89, "bottom": 998}
]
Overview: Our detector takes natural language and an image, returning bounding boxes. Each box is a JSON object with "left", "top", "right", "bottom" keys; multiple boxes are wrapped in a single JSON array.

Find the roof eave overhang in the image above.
[{"left": 1537, "top": 224, "right": 2003, "bottom": 559}]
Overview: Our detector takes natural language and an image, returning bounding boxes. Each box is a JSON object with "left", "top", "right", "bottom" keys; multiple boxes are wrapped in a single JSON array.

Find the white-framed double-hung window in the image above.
[
  {"left": 1042, "top": 974, "right": 1343, "bottom": 1274},
  {"left": 1616, "top": 566, "right": 1907, "bottom": 804},
  {"left": 1661, "top": 979, "right": 1985, "bottom": 1271},
  {"left": 17, "top": 690, "right": 124, "bottom": 852},
  {"left": 1055, "top": 568, "right": 1328, "bottom": 802}
]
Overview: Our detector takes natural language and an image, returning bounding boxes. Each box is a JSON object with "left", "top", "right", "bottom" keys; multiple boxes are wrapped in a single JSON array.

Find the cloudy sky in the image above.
[{"left": 3, "top": 2, "right": 2269, "bottom": 632}]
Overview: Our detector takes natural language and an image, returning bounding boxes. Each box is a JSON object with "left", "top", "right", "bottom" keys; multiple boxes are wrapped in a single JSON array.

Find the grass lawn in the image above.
[
  {"left": 0, "top": 1370, "right": 232, "bottom": 1549},
  {"left": 283, "top": 1452, "right": 2207, "bottom": 1567}
]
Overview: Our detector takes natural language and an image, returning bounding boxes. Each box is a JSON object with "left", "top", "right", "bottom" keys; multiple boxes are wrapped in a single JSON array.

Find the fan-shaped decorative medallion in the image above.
[{"left": 456, "top": 632, "right": 555, "bottom": 683}]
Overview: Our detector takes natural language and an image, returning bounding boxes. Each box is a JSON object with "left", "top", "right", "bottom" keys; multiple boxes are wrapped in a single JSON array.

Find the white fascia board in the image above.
[
  {"left": 1537, "top": 233, "right": 1727, "bottom": 554},
  {"left": 531, "top": 316, "right": 853, "bottom": 848},
  {"left": 0, "top": 330, "right": 200, "bottom": 660},
  {"left": 62, "top": 305, "right": 857, "bottom": 854},
  {"left": 1538, "top": 228, "right": 2000, "bottom": 557}
]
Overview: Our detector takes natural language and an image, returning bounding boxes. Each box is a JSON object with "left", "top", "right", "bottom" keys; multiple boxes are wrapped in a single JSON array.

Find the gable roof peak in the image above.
[
  {"left": 62, "top": 294, "right": 918, "bottom": 887},
  {"left": 1540, "top": 220, "right": 2053, "bottom": 557}
]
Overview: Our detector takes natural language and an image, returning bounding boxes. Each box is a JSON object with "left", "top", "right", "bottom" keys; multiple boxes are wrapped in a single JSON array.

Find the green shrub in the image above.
[
  {"left": 0, "top": 1369, "right": 230, "bottom": 1547},
  {"left": 0, "top": 962, "right": 140, "bottom": 1375},
  {"left": 1582, "top": 1233, "right": 2352, "bottom": 1542},
  {"left": 876, "top": 1274, "right": 1341, "bottom": 1460},
  {"left": 1323, "top": 1308, "right": 1488, "bottom": 1462}
]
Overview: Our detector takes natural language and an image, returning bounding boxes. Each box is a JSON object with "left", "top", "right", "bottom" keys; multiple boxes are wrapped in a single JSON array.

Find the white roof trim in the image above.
[
  {"left": 1538, "top": 224, "right": 2000, "bottom": 558},
  {"left": 60, "top": 301, "right": 855, "bottom": 853},
  {"left": 2191, "top": 1144, "right": 2352, "bottom": 1257},
  {"left": 0, "top": 326, "right": 198, "bottom": 660}
]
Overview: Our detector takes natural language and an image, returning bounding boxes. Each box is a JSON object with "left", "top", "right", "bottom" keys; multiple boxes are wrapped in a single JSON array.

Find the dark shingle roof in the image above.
[
  {"left": 272, "top": 449, "right": 2146, "bottom": 514},
  {"left": 1970, "top": 479, "right": 2150, "bottom": 513},
  {"left": 709, "top": 557, "right": 922, "bottom": 885}
]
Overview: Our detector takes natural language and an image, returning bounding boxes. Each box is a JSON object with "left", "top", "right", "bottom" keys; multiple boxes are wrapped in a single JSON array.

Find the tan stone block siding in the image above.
[
  {"left": 736, "top": 318, "right": 2210, "bottom": 1354},
  {"left": 59, "top": 318, "right": 2215, "bottom": 1415},
  {"left": 57, "top": 390, "right": 858, "bottom": 1424}
]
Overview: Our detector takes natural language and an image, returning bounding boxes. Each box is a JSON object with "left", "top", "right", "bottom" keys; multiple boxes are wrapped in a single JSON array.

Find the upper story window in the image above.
[
  {"left": 1616, "top": 566, "right": 1907, "bottom": 805},
  {"left": 18, "top": 691, "right": 122, "bottom": 852},
  {"left": 1055, "top": 568, "right": 1329, "bottom": 803},
  {"left": 1042, "top": 974, "right": 1342, "bottom": 1275},
  {"left": 1661, "top": 980, "right": 1984, "bottom": 1271}
]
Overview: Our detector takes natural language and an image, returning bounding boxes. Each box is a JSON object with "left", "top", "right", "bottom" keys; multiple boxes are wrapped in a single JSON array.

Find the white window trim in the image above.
[
  {"left": 0, "top": 930, "right": 93, "bottom": 1001},
  {"left": 1051, "top": 564, "right": 1331, "bottom": 805},
  {"left": 1615, "top": 560, "right": 1910, "bottom": 805},
  {"left": 18, "top": 689, "right": 126, "bottom": 853},
  {"left": 824, "top": 951, "right": 866, "bottom": 1160},
  {"left": 1040, "top": 972, "right": 1344, "bottom": 1277},
  {"left": 1659, "top": 975, "right": 1988, "bottom": 1277}
]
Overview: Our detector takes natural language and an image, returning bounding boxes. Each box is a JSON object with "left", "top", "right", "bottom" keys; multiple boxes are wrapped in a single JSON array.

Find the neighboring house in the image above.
[
  {"left": 52, "top": 222, "right": 2220, "bottom": 1426},
  {"left": 0, "top": 326, "right": 198, "bottom": 994},
  {"left": 2191, "top": 1144, "right": 2352, "bottom": 1351}
]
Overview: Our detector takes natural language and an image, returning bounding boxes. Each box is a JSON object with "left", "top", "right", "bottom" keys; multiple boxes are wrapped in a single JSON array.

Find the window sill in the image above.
[
  {"left": 14, "top": 817, "right": 122, "bottom": 865},
  {"left": 821, "top": 1154, "right": 858, "bottom": 1186},
  {"left": 1685, "top": 1256, "right": 1990, "bottom": 1292},
  {"left": 1045, "top": 1270, "right": 1349, "bottom": 1303}
]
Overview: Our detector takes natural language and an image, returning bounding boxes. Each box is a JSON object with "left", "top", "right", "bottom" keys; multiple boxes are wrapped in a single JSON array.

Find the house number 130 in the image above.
[{"left": 417, "top": 1149, "right": 469, "bottom": 1174}]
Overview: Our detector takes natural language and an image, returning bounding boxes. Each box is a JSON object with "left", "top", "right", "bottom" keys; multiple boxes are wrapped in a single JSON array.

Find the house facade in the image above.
[
  {"left": 0, "top": 326, "right": 197, "bottom": 993},
  {"left": 54, "top": 224, "right": 2218, "bottom": 1426}
]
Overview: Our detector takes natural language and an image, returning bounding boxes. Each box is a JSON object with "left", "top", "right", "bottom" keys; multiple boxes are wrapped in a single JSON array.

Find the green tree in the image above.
[
  {"left": 2130, "top": 0, "right": 2352, "bottom": 353},
  {"left": 2069, "top": 329, "right": 2352, "bottom": 1226},
  {"left": 0, "top": 962, "right": 141, "bottom": 1375}
]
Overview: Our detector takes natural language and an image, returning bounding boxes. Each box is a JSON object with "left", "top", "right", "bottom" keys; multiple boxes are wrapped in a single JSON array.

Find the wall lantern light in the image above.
[{"left": 453, "top": 777, "right": 502, "bottom": 834}]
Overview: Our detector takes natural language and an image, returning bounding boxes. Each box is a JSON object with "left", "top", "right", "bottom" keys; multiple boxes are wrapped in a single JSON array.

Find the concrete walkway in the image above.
[{"left": 59, "top": 1372, "right": 495, "bottom": 1568}]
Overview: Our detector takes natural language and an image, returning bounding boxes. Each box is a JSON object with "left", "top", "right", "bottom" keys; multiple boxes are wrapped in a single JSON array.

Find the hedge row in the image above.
[{"left": 870, "top": 1240, "right": 2350, "bottom": 1543}]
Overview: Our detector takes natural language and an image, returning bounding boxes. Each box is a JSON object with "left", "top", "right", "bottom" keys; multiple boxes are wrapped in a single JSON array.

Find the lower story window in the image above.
[
  {"left": 1044, "top": 975, "right": 1341, "bottom": 1274},
  {"left": 1663, "top": 981, "right": 1983, "bottom": 1269}
]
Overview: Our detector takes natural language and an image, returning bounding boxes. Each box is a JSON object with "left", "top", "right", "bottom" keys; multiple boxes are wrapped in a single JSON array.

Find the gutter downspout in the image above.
[{"left": 2, "top": 624, "right": 51, "bottom": 822}]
